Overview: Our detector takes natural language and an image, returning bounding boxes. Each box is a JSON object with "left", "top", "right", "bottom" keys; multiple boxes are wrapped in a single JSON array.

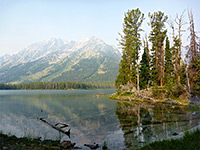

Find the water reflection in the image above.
[
  {"left": 1, "top": 90, "right": 200, "bottom": 149},
  {"left": 0, "top": 90, "right": 124, "bottom": 149},
  {"left": 116, "top": 101, "right": 200, "bottom": 149}
]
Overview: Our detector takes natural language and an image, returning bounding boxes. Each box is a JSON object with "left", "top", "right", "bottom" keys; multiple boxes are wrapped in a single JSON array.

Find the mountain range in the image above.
[{"left": 0, "top": 37, "right": 121, "bottom": 84}]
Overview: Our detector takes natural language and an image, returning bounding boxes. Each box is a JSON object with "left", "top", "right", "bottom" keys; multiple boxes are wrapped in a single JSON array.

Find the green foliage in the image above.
[
  {"left": 114, "top": 9, "right": 200, "bottom": 100},
  {"left": 164, "top": 37, "right": 174, "bottom": 85},
  {"left": 151, "top": 86, "right": 167, "bottom": 98},
  {"left": 115, "top": 50, "right": 130, "bottom": 88},
  {"left": 165, "top": 77, "right": 176, "bottom": 95},
  {"left": 140, "top": 129, "right": 200, "bottom": 150},
  {"left": 166, "top": 84, "right": 187, "bottom": 99},
  {"left": 171, "top": 36, "right": 181, "bottom": 81},
  {"left": 102, "top": 141, "right": 108, "bottom": 150},
  {"left": 0, "top": 132, "right": 61, "bottom": 149},
  {"left": 116, "top": 8, "right": 144, "bottom": 89},
  {"left": 180, "top": 62, "right": 186, "bottom": 85},
  {"left": 149, "top": 11, "right": 168, "bottom": 86},
  {"left": 189, "top": 56, "right": 200, "bottom": 96},
  {"left": 139, "top": 39, "right": 151, "bottom": 89},
  {"left": 0, "top": 81, "right": 111, "bottom": 90}
]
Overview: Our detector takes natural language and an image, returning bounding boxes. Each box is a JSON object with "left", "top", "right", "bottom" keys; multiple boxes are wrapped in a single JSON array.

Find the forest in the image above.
[
  {"left": 0, "top": 81, "right": 111, "bottom": 90},
  {"left": 115, "top": 8, "right": 200, "bottom": 98}
]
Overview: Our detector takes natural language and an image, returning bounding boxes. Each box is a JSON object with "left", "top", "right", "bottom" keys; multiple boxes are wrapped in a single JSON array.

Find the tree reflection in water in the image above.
[{"left": 115, "top": 101, "right": 200, "bottom": 149}]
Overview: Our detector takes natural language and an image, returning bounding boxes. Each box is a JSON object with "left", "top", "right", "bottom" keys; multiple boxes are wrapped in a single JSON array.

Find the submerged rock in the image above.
[
  {"left": 61, "top": 140, "right": 76, "bottom": 149},
  {"left": 84, "top": 143, "right": 99, "bottom": 149}
]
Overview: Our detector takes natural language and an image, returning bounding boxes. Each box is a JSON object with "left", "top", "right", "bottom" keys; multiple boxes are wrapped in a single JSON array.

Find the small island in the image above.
[{"left": 111, "top": 8, "right": 199, "bottom": 107}]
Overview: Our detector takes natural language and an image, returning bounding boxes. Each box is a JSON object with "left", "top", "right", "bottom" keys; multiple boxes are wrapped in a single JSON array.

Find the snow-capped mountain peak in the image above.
[{"left": 0, "top": 37, "right": 121, "bottom": 84}]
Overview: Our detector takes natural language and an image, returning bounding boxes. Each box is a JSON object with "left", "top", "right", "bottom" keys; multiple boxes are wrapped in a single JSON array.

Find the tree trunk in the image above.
[
  {"left": 178, "top": 22, "right": 181, "bottom": 83},
  {"left": 128, "top": 54, "right": 132, "bottom": 84},
  {"left": 185, "top": 65, "right": 191, "bottom": 93},
  {"left": 178, "top": 76, "right": 180, "bottom": 83},
  {"left": 137, "top": 59, "right": 140, "bottom": 91},
  {"left": 161, "top": 44, "right": 164, "bottom": 87}
]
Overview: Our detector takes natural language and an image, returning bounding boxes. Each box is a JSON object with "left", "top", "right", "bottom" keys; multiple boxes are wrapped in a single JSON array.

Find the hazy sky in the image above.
[{"left": 0, "top": 0, "right": 199, "bottom": 56}]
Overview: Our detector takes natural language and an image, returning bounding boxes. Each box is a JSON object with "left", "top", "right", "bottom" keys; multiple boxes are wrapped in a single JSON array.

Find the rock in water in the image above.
[
  {"left": 84, "top": 143, "right": 99, "bottom": 149},
  {"left": 61, "top": 140, "right": 76, "bottom": 149}
]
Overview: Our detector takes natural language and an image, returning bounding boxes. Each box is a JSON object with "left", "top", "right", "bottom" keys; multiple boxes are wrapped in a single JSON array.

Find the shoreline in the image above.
[
  {"left": 1, "top": 126, "right": 200, "bottom": 150},
  {"left": 109, "top": 93, "right": 191, "bottom": 106}
]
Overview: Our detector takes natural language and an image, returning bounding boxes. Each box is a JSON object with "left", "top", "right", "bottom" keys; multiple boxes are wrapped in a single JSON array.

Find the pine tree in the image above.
[
  {"left": 115, "top": 50, "right": 129, "bottom": 88},
  {"left": 180, "top": 61, "right": 186, "bottom": 85},
  {"left": 171, "top": 36, "right": 181, "bottom": 83},
  {"left": 192, "top": 56, "right": 200, "bottom": 96},
  {"left": 115, "top": 8, "right": 144, "bottom": 92},
  {"left": 140, "top": 38, "right": 150, "bottom": 89},
  {"left": 186, "top": 10, "right": 199, "bottom": 94},
  {"left": 148, "top": 11, "right": 168, "bottom": 86},
  {"left": 164, "top": 37, "right": 174, "bottom": 84}
]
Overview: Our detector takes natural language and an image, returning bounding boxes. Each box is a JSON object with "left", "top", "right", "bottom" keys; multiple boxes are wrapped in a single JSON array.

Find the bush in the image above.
[
  {"left": 151, "top": 86, "right": 167, "bottom": 98},
  {"left": 140, "top": 129, "right": 200, "bottom": 150},
  {"left": 167, "top": 84, "right": 189, "bottom": 100}
]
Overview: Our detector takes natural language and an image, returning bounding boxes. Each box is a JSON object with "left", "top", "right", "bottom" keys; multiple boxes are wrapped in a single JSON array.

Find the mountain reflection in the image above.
[
  {"left": 0, "top": 90, "right": 122, "bottom": 147},
  {"left": 116, "top": 101, "right": 200, "bottom": 149},
  {"left": 1, "top": 90, "right": 199, "bottom": 149}
]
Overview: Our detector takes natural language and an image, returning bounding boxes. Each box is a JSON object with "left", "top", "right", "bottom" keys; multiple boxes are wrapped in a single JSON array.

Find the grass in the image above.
[{"left": 139, "top": 129, "right": 200, "bottom": 150}]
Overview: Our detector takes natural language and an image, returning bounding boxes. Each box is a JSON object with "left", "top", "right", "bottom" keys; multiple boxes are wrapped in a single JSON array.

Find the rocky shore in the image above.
[{"left": 0, "top": 133, "right": 64, "bottom": 150}]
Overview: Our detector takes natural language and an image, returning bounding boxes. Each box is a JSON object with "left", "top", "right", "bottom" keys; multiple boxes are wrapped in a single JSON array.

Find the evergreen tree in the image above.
[
  {"left": 186, "top": 10, "right": 199, "bottom": 94},
  {"left": 115, "top": 8, "right": 144, "bottom": 91},
  {"left": 171, "top": 36, "right": 181, "bottom": 83},
  {"left": 139, "top": 39, "right": 150, "bottom": 89},
  {"left": 180, "top": 61, "right": 186, "bottom": 85},
  {"left": 191, "top": 56, "right": 200, "bottom": 96},
  {"left": 164, "top": 37, "right": 174, "bottom": 84},
  {"left": 115, "top": 50, "right": 129, "bottom": 88},
  {"left": 148, "top": 11, "right": 168, "bottom": 86}
]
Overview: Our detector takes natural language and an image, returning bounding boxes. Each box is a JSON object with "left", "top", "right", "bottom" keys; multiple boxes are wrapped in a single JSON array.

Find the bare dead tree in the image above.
[
  {"left": 184, "top": 58, "right": 191, "bottom": 93},
  {"left": 185, "top": 9, "right": 199, "bottom": 93},
  {"left": 175, "top": 10, "right": 187, "bottom": 82},
  {"left": 168, "top": 18, "right": 175, "bottom": 39},
  {"left": 168, "top": 18, "right": 177, "bottom": 78},
  {"left": 187, "top": 9, "right": 199, "bottom": 63}
]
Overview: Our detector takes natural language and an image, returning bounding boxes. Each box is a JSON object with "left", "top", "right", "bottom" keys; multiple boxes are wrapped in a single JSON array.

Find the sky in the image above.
[{"left": 0, "top": 0, "right": 200, "bottom": 56}]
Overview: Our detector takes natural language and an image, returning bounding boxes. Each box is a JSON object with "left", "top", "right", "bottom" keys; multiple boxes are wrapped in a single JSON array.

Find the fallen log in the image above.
[
  {"left": 39, "top": 118, "right": 70, "bottom": 138},
  {"left": 54, "top": 122, "right": 69, "bottom": 128}
]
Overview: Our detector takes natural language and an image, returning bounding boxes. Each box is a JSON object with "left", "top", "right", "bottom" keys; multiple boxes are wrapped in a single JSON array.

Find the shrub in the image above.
[
  {"left": 151, "top": 86, "right": 167, "bottom": 98},
  {"left": 167, "top": 84, "right": 189, "bottom": 100}
]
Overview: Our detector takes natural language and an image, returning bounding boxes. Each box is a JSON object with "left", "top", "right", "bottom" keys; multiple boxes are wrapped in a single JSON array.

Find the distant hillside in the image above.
[{"left": 0, "top": 37, "right": 121, "bottom": 84}]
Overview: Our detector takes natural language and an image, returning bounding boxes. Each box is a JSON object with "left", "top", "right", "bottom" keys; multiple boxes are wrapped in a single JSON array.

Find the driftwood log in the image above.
[
  {"left": 39, "top": 118, "right": 70, "bottom": 138},
  {"left": 55, "top": 122, "right": 69, "bottom": 128}
]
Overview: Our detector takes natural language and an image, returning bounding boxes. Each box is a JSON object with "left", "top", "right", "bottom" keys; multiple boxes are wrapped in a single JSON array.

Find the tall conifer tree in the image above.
[
  {"left": 148, "top": 11, "right": 168, "bottom": 86},
  {"left": 140, "top": 38, "right": 150, "bottom": 89},
  {"left": 171, "top": 36, "right": 181, "bottom": 82},
  {"left": 115, "top": 8, "right": 144, "bottom": 91},
  {"left": 164, "top": 37, "right": 174, "bottom": 84},
  {"left": 186, "top": 10, "right": 200, "bottom": 95}
]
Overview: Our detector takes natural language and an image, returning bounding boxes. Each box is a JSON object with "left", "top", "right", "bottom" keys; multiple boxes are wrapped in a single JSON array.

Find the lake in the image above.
[{"left": 0, "top": 90, "right": 200, "bottom": 149}]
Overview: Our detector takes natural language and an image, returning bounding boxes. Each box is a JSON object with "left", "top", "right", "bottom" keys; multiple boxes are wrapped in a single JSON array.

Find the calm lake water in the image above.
[{"left": 0, "top": 89, "right": 200, "bottom": 149}]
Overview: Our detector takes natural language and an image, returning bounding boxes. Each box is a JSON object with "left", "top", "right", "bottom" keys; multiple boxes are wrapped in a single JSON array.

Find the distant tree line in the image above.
[
  {"left": 115, "top": 8, "right": 200, "bottom": 96},
  {"left": 0, "top": 81, "right": 113, "bottom": 90}
]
